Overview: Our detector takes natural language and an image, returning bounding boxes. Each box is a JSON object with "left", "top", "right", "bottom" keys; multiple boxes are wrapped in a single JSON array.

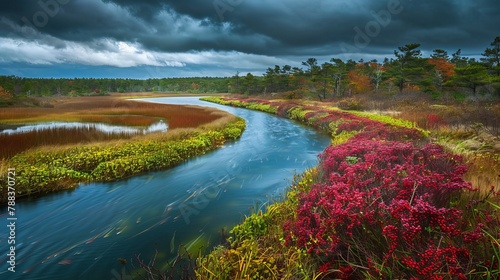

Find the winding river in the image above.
[{"left": 0, "top": 97, "right": 331, "bottom": 279}]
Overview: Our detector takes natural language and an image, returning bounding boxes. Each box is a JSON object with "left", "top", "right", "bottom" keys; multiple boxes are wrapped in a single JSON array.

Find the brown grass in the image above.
[
  {"left": 392, "top": 103, "right": 499, "bottom": 194},
  {"left": 326, "top": 93, "right": 500, "bottom": 195},
  {"left": 0, "top": 96, "right": 226, "bottom": 159},
  {"left": 0, "top": 127, "right": 140, "bottom": 159},
  {"left": 462, "top": 152, "right": 500, "bottom": 195}
]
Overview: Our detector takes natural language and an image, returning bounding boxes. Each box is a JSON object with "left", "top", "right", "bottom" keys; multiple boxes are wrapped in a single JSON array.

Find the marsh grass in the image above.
[
  {"left": 358, "top": 99, "right": 500, "bottom": 195},
  {"left": 0, "top": 127, "right": 141, "bottom": 159},
  {"left": 463, "top": 152, "right": 500, "bottom": 195},
  {"left": 0, "top": 96, "right": 225, "bottom": 159},
  {"left": 0, "top": 96, "right": 245, "bottom": 202},
  {"left": 0, "top": 117, "right": 244, "bottom": 202},
  {"left": 197, "top": 97, "right": 500, "bottom": 279},
  {"left": 0, "top": 96, "right": 221, "bottom": 127}
]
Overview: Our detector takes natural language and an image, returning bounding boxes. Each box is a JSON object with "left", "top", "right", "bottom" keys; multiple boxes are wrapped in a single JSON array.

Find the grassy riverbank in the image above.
[
  {"left": 196, "top": 97, "right": 500, "bottom": 279},
  {"left": 0, "top": 96, "right": 245, "bottom": 203}
]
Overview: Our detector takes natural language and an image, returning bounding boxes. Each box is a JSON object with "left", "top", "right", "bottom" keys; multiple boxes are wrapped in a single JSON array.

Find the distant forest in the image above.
[{"left": 1, "top": 37, "right": 499, "bottom": 101}]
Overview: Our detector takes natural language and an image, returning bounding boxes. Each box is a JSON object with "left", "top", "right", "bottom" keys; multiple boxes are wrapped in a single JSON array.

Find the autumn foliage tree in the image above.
[
  {"left": 0, "top": 86, "right": 13, "bottom": 99},
  {"left": 348, "top": 64, "right": 373, "bottom": 94},
  {"left": 428, "top": 58, "right": 455, "bottom": 82},
  {"left": 427, "top": 58, "right": 455, "bottom": 92}
]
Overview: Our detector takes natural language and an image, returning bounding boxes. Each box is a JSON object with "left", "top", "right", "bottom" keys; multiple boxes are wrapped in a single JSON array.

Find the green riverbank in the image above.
[{"left": 0, "top": 115, "right": 245, "bottom": 203}]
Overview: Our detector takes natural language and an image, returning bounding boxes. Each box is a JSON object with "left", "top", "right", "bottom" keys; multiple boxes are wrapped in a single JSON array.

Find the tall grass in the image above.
[
  {"left": 396, "top": 104, "right": 499, "bottom": 194},
  {"left": 0, "top": 97, "right": 225, "bottom": 159},
  {"left": 0, "top": 127, "right": 140, "bottom": 159},
  {"left": 0, "top": 97, "right": 221, "bottom": 128},
  {"left": 343, "top": 95, "right": 500, "bottom": 194}
]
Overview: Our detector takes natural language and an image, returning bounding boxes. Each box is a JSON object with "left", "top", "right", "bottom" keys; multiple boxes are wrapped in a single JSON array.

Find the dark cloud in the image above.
[
  {"left": 102, "top": 0, "right": 167, "bottom": 18},
  {"left": 0, "top": 0, "right": 499, "bottom": 77}
]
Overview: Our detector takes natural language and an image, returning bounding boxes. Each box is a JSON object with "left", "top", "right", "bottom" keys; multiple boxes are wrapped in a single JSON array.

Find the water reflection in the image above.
[{"left": 0, "top": 120, "right": 168, "bottom": 135}]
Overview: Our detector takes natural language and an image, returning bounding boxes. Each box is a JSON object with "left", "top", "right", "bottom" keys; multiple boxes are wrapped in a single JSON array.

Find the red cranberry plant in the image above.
[
  {"left": 208, "top": 97, "right": 498, "bottom": 278},
  {"left": 284, "top": 139, "right": 498, "bottom": 278}
]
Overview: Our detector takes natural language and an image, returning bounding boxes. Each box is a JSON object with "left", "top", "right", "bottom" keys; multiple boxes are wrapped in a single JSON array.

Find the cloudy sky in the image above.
[{"left": 0, "top": 0, "right": 498, "bottom": 78}]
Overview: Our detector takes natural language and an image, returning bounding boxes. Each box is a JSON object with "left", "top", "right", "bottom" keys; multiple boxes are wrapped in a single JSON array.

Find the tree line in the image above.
[
  {"left": 0, "top": 76, "right": 232, "bottom": 97},
  {"left": 235, "top": 36, "right": 500, "bottom": 100},
  {"left": 0, "top": 36, "right": 499, "bottom": 101}
]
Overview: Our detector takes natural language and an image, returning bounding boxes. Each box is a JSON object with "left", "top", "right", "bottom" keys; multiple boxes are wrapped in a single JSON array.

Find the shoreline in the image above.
[
  {"left": 0, "top": 96, "right": 245, "bottom": 203},
  {"left": 196, "top": 96, "right": 500, "bottom": 279}
]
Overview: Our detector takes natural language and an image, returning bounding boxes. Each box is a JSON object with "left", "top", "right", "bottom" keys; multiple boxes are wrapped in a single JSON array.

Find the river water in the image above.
[{"left": 0, "top": 97, "right": 331, "bottom": 279}]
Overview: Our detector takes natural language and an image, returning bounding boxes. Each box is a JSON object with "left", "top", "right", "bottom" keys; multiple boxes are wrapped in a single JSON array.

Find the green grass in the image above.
[
  {"left": 196, "top": 169, "right": 323, "bottom": 280},
  {"left": 0, "top": 116, "right": 245, "bottom": 203},
  {"left": 345, "top": 110, "right": 430, "bottom": 137}
]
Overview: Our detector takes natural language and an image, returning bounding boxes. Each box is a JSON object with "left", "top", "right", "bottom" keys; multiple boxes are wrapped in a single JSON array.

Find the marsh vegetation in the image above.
[
  {"left": 0, "top": 96, "right": 245, "bottom": 202},
  {"left": 196, "top": 96, "right": 499, "bottom": 280}
]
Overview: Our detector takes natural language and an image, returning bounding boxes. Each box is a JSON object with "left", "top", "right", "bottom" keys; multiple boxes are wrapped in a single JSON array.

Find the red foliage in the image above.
[
  {"left": 276, "top": 102, "right": 301, "bottom": 117},
  {"left": 283, "top": 139, "right": 487, "bottom": 278},
  {"left": 401, "top": 246, "right": 469, "bottom": 279},
  {"left": 0, "top": 85, "right": 13, "bottom": 99},
  {"left": 427, "top": 114, "right": 445, "bottom": 128},
  {"left": 213, "top": 97, "right": 499, "bottom": 278}
]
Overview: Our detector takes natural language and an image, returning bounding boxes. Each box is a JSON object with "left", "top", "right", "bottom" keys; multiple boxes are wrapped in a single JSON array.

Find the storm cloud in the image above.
[{"left": 0, "top": 0, "right": 498, "bottom": 77}]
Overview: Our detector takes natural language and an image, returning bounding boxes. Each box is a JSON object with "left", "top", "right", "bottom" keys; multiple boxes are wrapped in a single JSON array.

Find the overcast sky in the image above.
[{"left": 0, "top": 0, "right": 498, "bottom": 78}]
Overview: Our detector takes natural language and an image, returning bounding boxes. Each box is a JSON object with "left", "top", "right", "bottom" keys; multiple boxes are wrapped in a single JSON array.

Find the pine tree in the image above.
[{"left": 481, "top": 36, "right": 500, "bottom": 76}]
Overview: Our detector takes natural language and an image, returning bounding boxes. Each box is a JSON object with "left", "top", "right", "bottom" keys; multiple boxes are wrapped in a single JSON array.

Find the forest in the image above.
[{"left": 0, "top": 37, "right": 499, "bottom": 103}]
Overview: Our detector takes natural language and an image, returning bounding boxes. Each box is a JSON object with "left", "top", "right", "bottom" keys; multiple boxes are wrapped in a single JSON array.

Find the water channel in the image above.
[
  {"left": 0, "top": 120, "right": 168, "bottom": 135},
  {"left": 0, "top": 97, "right": 331, "bottom": 279}
]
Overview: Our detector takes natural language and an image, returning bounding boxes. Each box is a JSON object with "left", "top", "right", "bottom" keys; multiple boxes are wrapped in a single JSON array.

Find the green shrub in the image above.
[
  {"left": 337, "top": 98, "right": 363, "bottom": 110},
  {"left": 287, "top": 107, "right": 312, "bottom": 122},
  {"left": 331, "top": 130, "right": 358, "bottom": 146},
  {"left": 231, "top": 211, "right": 270, "bottom": 244}
]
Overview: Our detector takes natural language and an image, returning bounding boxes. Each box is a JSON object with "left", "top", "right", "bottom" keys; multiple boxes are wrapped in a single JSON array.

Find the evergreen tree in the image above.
[
  {"left": 448, "top": 63, "right": 489, "bottom": 95},
  {"left": 431, "top": 49, "right": 449, "bottom": 60},
  {"left": 392, "top": 43, "right": 423, "bottom": 93},
  {"left": 481, "top": 36, "right": 500, "bottom": 76}
]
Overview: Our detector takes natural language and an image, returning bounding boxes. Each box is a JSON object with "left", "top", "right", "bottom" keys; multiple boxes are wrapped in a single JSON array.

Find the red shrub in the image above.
[
  {"left": 427, "top": 114, "right": 445, "bottom": 128},
  {"left": 284, "top": 139, "right": 482, "bottom": 278},
  {"left": 276, "top": 102, "right": 301, "bottom": 117}
]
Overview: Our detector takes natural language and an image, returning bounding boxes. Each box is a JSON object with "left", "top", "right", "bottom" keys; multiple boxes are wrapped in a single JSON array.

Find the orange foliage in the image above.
[
  {"left": 0, "top": 86, "right": 13, "bottom": 99},
  {"left": 348, "top": 65, "right": 373, "bottom": 94},
  {"left": 369, "top": 62, "right": 385, "bottom": 71},
  {"left": 191, "top": 82, "right": 199, "bottom": 91},
  {"left": 407, "top": 83, "right": 421, "bottom": 92},
  {"left": 428, "top": 58, "right": 455, "bottom": 81}
]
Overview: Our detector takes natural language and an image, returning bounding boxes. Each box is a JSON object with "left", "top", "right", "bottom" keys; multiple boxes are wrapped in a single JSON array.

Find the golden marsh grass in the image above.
[{"left": 0, "top": 96, "right": 227, "bottom": 159}]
